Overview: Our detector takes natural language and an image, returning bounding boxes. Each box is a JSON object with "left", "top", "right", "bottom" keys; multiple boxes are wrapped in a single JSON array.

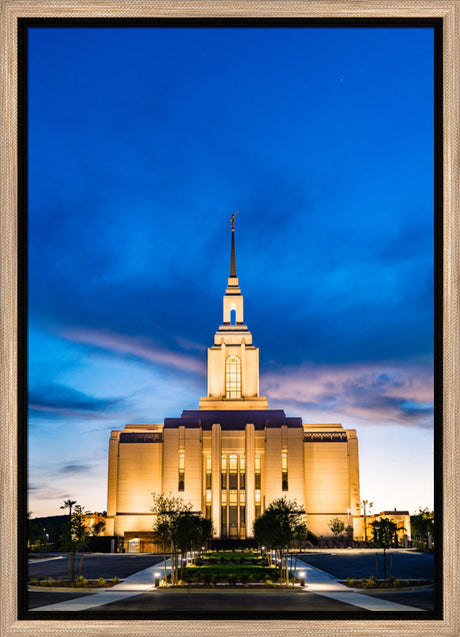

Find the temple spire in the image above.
[{"left": 230, "top": 210, "right": 239, "bottom": 277}]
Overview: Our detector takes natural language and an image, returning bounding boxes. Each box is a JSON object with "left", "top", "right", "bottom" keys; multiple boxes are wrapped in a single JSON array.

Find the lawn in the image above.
[
  {"left": 199, "top": 551, "right": 265, "bottom": 565},
  {"left": 182, "top": 551, "right": 280, "bottom": 583},
  {"left": 185, "top": 564, "right": 279, "bottom": 581}
]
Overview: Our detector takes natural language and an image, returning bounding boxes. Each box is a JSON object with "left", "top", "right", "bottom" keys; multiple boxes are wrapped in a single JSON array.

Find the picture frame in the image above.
[{"left": 1, "top": 1, "right": 458, "bottom": 636}]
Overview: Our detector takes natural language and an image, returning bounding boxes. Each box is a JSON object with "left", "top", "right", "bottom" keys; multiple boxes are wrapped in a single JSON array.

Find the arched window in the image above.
[
  {"left": 230, "top": 302, "right": 237, "bottom": 325},
  {"left": 226, "top": 355, "right": 241, "bottom": 398}
]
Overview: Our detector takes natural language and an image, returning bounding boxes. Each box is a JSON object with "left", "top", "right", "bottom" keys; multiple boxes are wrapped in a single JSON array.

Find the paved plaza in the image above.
[{"left": 27, "top": 550, "right": 435, "bottom": 615}]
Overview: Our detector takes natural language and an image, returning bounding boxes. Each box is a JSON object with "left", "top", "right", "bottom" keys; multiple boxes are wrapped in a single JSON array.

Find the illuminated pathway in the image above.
[
  {"left": 32, "top": 560, "right": 171, "bottom": 612},
  {"left": 295, "top": 557, "right": 425, "bottom": 611},
  {"left": 32, "top": 557, "right": 425, "bottom": 613}
]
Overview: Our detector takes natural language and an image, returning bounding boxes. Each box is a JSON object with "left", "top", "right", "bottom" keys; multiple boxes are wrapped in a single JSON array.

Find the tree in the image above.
[
  {"left": 92, "top": 520, "right": 106, "bottom": 536},
  {"left": 328, "top": 517, "right": 345, "bottom": 537},
  {"left": 151, "top": 493, "right": 196, "bottom": 585},
  {"left": 370, "top": 517, "right": 398, "bottom": 581},
  {"left": 253, "top": 497, "right": 307, "bottom": 584},
  {"left": 411, "top": 508, "right": 434, "bottom": 545},
  {"left": 60, "top": 499, "right": 77, "bottom": 518},
  {"left": 345, "top": 525, "right": 354, "bottom": 545},
  {"left": 356, "top": 499, "right": 373, "bottom": 542},
  {"left": 174, "top": 513, "right": 214, "bottom": 578},
  {"left": 58, "top": 504, "right": 89, "bottom": 581},
  {"left": 200, "top": 517, "right": 213, "bottom": 549}
]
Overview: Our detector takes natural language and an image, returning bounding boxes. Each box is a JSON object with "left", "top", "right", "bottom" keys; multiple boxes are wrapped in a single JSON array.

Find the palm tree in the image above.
[
  {"left": 356, "top": 499, "right": 373, "bottom": 542},
  {"left": 60, "top": 499, "right": 77, "bottom": 518}
]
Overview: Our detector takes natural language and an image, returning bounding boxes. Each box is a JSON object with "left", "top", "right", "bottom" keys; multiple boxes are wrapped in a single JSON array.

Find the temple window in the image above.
[
  {"left": 282, "top": 451, "right": 288, "bottom": 491},
  {"left": 226, "top": 355, "right": 241, "bottom": 398},
  {"left": 178, "top": 452, "right": 185, "bottom": 491}
]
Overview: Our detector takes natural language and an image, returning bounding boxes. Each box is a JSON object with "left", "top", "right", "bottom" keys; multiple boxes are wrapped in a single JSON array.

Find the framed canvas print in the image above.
[{"left": 1, "top": 1, "right": 459, "bottom": 636}]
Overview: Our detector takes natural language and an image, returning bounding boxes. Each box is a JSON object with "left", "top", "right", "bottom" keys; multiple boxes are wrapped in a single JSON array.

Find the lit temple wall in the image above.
[{"left": 116, "top": 441, "right": 162, "bottom": 513}]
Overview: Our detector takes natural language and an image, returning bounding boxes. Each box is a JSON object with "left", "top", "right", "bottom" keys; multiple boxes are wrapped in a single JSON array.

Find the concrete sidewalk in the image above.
[
  {"left": 295, "top": 557, "right": 425, "bottom": 611},
  {"left": 32, "top": 560, "right": 170, "bottom": 611},
  {"left": 32, "top": 556, "right": 426, "bottom": 613}
]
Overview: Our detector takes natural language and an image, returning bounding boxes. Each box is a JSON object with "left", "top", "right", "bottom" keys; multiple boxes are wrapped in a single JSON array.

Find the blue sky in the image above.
[{"left": 28, "top": 25, "right": 434, "bottom": 518}]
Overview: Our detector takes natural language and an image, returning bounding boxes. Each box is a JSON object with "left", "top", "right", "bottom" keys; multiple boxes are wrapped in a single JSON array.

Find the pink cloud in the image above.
[
  {"left": 261, "top": 362, "right": 433, "bottom": 428},
  {"left": 61, "top": 328, "right": 206, "bottom": 376}
]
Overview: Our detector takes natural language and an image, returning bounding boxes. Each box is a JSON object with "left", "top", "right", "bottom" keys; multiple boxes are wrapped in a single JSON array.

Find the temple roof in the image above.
[{"left": 164, "top": 409, "right": 303, "bottom": 430}]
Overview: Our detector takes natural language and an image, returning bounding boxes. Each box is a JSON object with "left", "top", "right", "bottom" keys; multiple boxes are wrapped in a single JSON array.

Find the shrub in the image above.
[
  {"left": 365, "top": 576, "right": 377, "bottom": 589},
  {"left": 94, "top": 577, "right": 107, "bottom": 587},
  {"left": 29, "top": 577, "right": 39, "bottom": 585},
  {"left": 112, "top": 576, "right": 121, "bottom": 584},
  {"left": 76, "top": 576, "right": 88, "bottom": 587},
  {"left": 346, "top": 577, "right": 356, "bottom": 586},
  {"left": 42, "top": 577, "right": 55, "bottom": 586}
]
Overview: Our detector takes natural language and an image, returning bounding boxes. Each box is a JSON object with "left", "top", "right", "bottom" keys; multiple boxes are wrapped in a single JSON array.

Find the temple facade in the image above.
[{"left": 106, "top": 219, "right": 361, "bottom": 551}]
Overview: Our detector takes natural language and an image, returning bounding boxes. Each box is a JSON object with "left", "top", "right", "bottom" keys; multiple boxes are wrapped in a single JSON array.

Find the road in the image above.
[
  {"left": 28, "top": 553, "right": 164, "bottom": 581},
  {"left": 295, "top": 549, "right": 434, "bottom": 580}
]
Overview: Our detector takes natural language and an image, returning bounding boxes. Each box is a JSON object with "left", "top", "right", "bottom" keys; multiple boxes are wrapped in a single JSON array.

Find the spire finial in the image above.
[{"left": 230, "top": 210, "right": 239, "bottom": 277}]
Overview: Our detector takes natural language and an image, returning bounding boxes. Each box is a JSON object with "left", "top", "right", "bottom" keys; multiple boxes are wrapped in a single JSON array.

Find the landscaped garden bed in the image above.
[
  {"left": 342, "top": 576, "right": 432, "bottom": 589},
  {"left": 29, "top": 576, "right": 122, "bottom": 588},
  {"left": 161, "top": 550, "right": 301, "bottom": 587}
]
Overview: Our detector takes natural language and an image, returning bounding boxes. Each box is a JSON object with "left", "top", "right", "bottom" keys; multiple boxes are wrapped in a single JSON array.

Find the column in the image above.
[
  {"left": 211, "top": 423, "right": 221, "bottom": 538},
  {"left": 245, "top": 423, "right": 255, "bottom": 538}
]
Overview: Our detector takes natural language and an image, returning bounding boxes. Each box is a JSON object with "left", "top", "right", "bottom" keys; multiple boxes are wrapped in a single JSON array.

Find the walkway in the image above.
[
  {"left": 296, "top": 557, "right": 425, "bottom": 611},
  {"left": 32, "top": 560, "right": 170, "bottom": 612},
  {"left": 32, "top": 556, "right": 425, "bottom": 613}
]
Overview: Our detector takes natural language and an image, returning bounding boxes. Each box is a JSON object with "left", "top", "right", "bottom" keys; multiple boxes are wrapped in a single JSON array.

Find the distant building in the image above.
[
  {"left": 106, "top": 220, "right": 361, "bottom": 551},
  {"left": 361, "top": 510, "right": 412, "bottom": 543}
]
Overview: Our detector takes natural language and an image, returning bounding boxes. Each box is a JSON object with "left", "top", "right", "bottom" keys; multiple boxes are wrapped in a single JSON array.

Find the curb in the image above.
[
  {"left": 345, "top": 584, "right": 434, "bottom": 594},
  {"left": 28, "top": 585, "right": 115, "bottom": 593}
]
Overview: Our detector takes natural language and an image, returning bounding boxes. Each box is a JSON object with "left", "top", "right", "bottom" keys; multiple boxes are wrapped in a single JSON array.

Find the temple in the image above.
[{"left": 106, "top": 216, "right": 361, "bottom": 552}]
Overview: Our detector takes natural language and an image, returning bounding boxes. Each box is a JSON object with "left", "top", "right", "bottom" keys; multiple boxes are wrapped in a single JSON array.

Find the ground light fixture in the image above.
[
  {"left": 299, "top": 571, "right": 306, "bottom": 587},
  {"left": 154, "top": 572, "right": 160, "bottom": 587}
]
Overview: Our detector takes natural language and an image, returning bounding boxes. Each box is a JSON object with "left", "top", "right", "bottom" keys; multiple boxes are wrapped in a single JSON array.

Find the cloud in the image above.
[
  {"left": 261, "top": 362, "right": 433, "bottom": 429},
  {"left": 28, "top": 382, "right": 125, "bottom": 418},
  {"left": 27, "top": 482, "right": 76, "bottom": 502},
  {"left": 58, "top": 463, "right": 92, "bottom": 474},
  {"left": 61, "top": 328, "right": 206, "bottom": 376}
]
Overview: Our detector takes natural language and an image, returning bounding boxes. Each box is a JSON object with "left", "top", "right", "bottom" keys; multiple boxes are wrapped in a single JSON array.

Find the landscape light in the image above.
[
  {"left": 154, "top": 572, "right": 161, "bottom": 587},
  {"left": 299, "top": 571, "right": 306, "bottom": 587}
]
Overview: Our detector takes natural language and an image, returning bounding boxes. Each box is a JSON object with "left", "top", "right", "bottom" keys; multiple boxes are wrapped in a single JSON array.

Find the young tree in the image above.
[
  {"left": 252, "top": 497, "right": 307, "bottom": 584},
  {"left": 151, "top": 493, "right": 192, "bottom": 585},
  {"left": 370, "top": 517, "right": 398, "bottom": 581},
  {"left": 58, "top": 505, "right": 89, "bottom": 581},
  {"left": 199, "top": 517, "right": 214, "bottom": 550},
  {"left": 328, "top": 517, "right": 345, "bottom": 537},
  {"left": 175, "top": 513, "right": 214, "bottom": 578},
  {"left": 345, "top": 524, "right": 354, "bottom": 545}
]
